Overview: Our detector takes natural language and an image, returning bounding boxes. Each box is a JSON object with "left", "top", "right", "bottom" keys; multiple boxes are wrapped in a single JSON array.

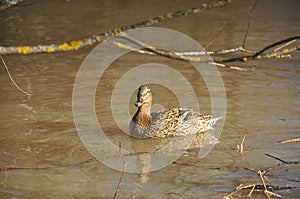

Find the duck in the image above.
[{"left": 129, "top": 85, "right": 222, "bottom": 138}]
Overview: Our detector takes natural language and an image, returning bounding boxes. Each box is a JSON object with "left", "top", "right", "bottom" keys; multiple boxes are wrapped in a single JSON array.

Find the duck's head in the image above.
[{"left": 135, "top": 85, "right": 152, "bottom": 108}]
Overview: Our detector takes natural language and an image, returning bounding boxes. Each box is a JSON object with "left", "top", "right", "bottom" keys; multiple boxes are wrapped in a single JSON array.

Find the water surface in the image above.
[{"left": 0, "top": 0, "right": 299, "bottom": 198}]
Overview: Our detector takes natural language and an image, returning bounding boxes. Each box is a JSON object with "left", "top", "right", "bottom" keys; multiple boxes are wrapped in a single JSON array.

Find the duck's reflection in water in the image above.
[{"left": 128, "top": 130, "right": 218, "bottom": 181}]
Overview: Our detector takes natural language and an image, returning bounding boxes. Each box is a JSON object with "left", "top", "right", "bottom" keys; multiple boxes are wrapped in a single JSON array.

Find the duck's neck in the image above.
[{"left": 133, "top": 106, "right": 151, "bottom": 127}]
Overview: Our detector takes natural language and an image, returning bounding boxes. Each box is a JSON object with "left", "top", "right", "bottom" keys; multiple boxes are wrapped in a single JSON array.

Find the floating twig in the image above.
[
  {"left": 278, "top": 137, "right": 300, "bottom": 144},
  {"left": 208, "top": 61, "right": 255, "bottom": 71},
  {"left": 113, "top": 41, "right": 257, "bottom": 56},
  {"left": 114, "top": 33, "right": 254, "bottom": 71},
  {"left": 113, "top": 33, "right": 298, "bottom": 71},
  {"left": 222, "top": 36, "right": 300, "bottom": 62},
  {"left": 0, "top": 55, "right": 31, "bottom": 96},
  {"left": 117, "top": 32, "right": 202, "bottom": 62},
  {"left": 0, "top": 158, "right": 94, "bottom": 172},
  {"left": 112, "top": 41, "right": 155, "bottom": 55},
  {"left": 113, "top": 142, "right": 127, "bottom": 199},
  {"left": 242, "top": 0, "right": 259, "bottom": 48},
  {"left": 273, "top": 39, "right": 297, "bottom": 52},
  {"left": 257, "top": 45, "right": 299, "bottom": 60},
  {"left": 265, "top": 153, "right": 299, "bottom": 165}
]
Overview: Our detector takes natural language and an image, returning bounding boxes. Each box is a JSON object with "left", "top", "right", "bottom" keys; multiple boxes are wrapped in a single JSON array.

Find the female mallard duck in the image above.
[{"left": 129, "top": 85, "right": 222, "bottom": 138}]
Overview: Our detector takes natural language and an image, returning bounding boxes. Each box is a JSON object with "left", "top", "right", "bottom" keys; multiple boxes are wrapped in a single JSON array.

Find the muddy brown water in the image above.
[{"left": 0, "top": 0, "right": 299, "bottom": 198}]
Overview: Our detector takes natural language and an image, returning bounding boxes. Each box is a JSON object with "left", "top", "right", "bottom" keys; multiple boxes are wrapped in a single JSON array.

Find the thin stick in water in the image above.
[
  {"left": 0, "top": 55, "right": 31, "bottom": 96},
  {"left": 279, "top": 137, "right": 300, "bottom": 144},
  {"left": 113, "top": 142, "right": 127, "bottom": 199},
  {"left": 242, "top": 0, "right": 259, "bottom": 48}
]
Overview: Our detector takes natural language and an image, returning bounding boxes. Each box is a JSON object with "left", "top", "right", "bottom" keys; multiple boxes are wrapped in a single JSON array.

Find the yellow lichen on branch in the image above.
[
  {"left": 58, "top": 40, "right": 84, "bottom": 51},
  {"left": 17, "top": 46, "right": 30, "bottom": 54}
]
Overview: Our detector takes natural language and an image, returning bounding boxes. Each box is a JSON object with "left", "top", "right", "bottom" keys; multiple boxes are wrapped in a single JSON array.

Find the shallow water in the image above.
[{"left": 0, "top": 0, "right": 300, "bottom": 198}]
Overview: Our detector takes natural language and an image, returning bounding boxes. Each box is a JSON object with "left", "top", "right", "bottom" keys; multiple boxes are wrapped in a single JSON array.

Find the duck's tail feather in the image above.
[{"left": 207, "top": 116, "right": 223, "bottom": 130}]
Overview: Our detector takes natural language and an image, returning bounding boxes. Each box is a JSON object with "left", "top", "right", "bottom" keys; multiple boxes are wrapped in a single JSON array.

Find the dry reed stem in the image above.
[{"left": 223, "top": 36, "right": 300, "bottom": 62}]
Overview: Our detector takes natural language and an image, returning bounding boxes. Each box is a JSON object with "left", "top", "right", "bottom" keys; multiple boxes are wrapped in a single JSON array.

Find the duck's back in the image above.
[{"left": 146, "top": 108, "right": 217, "bottom": 138}]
